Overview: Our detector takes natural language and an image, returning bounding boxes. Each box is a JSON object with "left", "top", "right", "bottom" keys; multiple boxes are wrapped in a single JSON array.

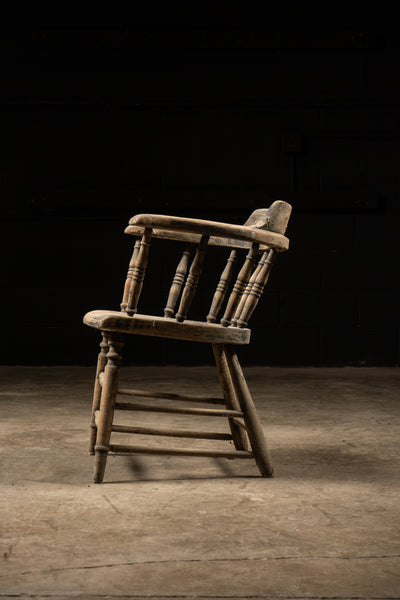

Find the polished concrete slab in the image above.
[{"left": 0, "top": 365, "right": 399, "bottom": 599}]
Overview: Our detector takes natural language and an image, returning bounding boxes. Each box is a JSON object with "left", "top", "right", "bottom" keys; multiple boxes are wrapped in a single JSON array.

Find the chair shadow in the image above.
[
  {"left": 102, "top": 444, "right": 394, "bottom": 484},
  {"left": 103, "top": 454, "right": 260, "bottom": 484}
]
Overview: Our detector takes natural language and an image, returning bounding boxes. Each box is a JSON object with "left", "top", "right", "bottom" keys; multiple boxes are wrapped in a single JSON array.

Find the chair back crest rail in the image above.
[{"left": 120, "top": 200, "right": 291, "bottom": 329}]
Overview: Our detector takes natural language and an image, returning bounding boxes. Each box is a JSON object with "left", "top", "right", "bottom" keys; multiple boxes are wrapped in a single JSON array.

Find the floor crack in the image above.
[
  {"left": 103, "top": 494, "right": 123, "bottom": 515},
  {"left": 2, "top": 553, "right": 398, "bottom": 577}
]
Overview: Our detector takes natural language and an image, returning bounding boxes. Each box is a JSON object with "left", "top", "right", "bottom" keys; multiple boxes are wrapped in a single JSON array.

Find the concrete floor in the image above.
[{"left": 0, "top": 365, "right": 399, "bottom": 599}]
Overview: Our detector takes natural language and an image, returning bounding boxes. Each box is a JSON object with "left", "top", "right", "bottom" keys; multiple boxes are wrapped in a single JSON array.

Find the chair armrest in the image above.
[{"left": 125, "top": 214, "right": 289, "bottom": 251}]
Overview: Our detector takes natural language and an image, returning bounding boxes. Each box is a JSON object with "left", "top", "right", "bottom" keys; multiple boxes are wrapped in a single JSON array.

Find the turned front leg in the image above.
[
  {"left": 94, "top": 333, "right": 124, "bottom": 483},
  {"left": 89, "top": 333, "right": 109, "bottom": 455}
]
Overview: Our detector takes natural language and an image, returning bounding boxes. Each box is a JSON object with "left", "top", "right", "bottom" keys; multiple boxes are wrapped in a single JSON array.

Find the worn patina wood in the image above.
[
  {"left": 126, "top": 213, "right": 289, "bottom": 251},
  {"left": 176, "top": 234, "right": 209, "bottom": 322},
  {"left": 93, "top": 333, "right": 124, "bottom": 484},
  {"left": 126, "top": 227, "right": 152, "bottom": 316},
  {"left": 84, "top": 310, "right": 251, "bottom": 344},
  {"left": 220, "top": 242, "right": 260, "bottom": 327},
  {"left": 84, "top": 200, "right": 292, "bottom": 483},
  {"left": 124, "top": 200, "right": 291, "bottom": 250},
  {"left": 164, "top": 246, "right": 193, "bottom": 318},
  {"left": 109, "top": 444, "right": 254, "bottom": 459},
  {"left": 213, "top": 342, "right": 249, "bottom": 451},
  {"left": 235, "top": 249, "right": 277, "bottom": 328},
  {"left": 207, "top": 250, "right": 237, "bottom": 323},
  {"left": 88, "top": 333, "right": 108, "bottom": 455},
  {"left": 121, "top": 239, "right": 140, "bottom": 313},
  {"left": 224, "top": 344, "right": 274, "bottom": 477}
]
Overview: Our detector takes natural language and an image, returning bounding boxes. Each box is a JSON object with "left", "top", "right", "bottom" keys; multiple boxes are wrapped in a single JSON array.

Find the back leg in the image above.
[
  {"left": 213, "top": 343, "right": 249, "bottom": 452},
  {"left": 224, "top": 345, "right": 273, "bottom": 477}
]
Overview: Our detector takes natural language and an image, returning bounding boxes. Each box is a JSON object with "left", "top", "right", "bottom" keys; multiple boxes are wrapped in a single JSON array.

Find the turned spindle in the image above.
[
  {"left": 176, "top": 235, "right": 209, "bottom": 323},
  {"left": 235, "top": 249, "right": 276, "bottom": 328},
  {"left": 207, "top": 250, "right": 237, "bottom": 323},
  {"left": 121, "top": 239, "right": 141, "bottom": 312},
  {"left": 220, "top": 243, "right": 259, "bottom": 327},
  {"left": 126, "top": 228, "right": 152, "bottom": 316},
  {"left": 231, "top": 258, "right": 263, "bottom": 326},
  {"left": 164, "top": 246, "right": 193, "bottom": 318}
]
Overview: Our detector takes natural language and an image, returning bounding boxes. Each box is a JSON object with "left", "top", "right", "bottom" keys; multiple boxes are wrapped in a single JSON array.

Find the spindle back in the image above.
[{"left": 120, "top": 201, "right": 291, "bottom": 329}]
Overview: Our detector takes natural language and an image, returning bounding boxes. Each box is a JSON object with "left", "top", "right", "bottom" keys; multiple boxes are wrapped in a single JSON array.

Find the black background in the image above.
[{"left": 2, "top": 22, "right": 399, "bottom": 366}]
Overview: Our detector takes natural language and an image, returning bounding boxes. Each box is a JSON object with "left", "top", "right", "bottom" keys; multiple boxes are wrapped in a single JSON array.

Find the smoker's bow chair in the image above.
[{"left": 83, "top": 200, "right": 292, "bottom": 483}]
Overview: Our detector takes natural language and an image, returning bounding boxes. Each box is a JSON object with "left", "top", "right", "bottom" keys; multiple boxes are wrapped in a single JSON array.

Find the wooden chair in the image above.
[{"left": 83, "top": 200, "right": 292, "bottom": 483}]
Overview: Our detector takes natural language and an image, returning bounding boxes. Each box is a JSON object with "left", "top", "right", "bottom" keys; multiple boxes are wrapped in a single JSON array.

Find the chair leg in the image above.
[
  {"left": 212, "top": 343, "right": 249, "bottom": 452},
  {"left": 89, "top": 333, "right": 109, "bottom": 455},
  {"left": 93, "top": 333, "right": 124, "bottom": 484},
  {"left": 224, "top": 345, "right": 274, "bottom": 477}
]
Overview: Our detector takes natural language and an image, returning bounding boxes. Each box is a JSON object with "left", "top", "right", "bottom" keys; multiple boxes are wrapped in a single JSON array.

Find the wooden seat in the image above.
[
  {"left": 84, "top": 311, "right": 251, "bottom": 344},
  {"left": 83, "top": 200, "right": 292, "bottom": 483}
]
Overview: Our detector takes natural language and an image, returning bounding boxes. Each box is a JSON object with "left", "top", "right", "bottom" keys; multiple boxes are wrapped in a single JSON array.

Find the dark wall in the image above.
[{"left": 2, "top": 28, "right": 400, "bottom": 365}]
